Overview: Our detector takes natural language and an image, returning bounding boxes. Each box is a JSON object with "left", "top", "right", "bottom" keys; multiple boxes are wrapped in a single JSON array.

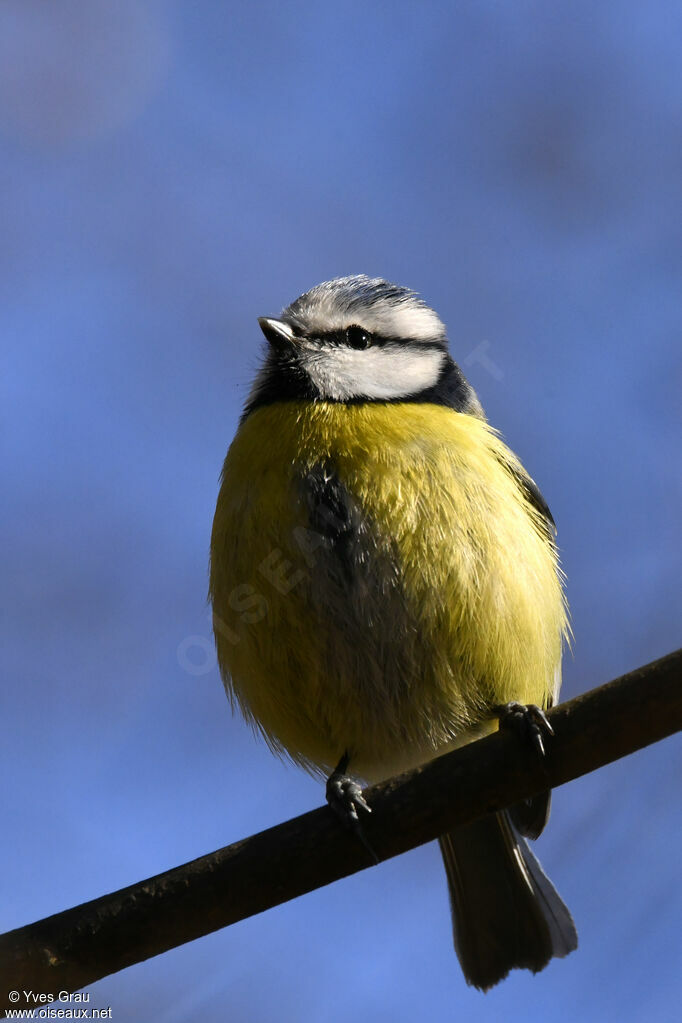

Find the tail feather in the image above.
[
  {"left": 508, "top": 789, "right": 552, "bottom": 840},
  {"left": 439, "top": 809, "right": 577, "bottom": 991}
]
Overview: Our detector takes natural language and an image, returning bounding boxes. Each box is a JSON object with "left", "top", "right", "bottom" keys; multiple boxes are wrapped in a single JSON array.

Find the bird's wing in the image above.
[{"left": 497, "top": 454, "right": 557, "bottom": 540}]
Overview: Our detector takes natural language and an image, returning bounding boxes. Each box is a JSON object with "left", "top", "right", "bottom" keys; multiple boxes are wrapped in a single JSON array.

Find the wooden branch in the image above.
[{"left": 2, "top": 649, "right": 680, "bottom": 1013}]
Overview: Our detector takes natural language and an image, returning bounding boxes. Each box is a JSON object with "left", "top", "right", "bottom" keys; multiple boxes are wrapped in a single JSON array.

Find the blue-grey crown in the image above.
[
  {"left": 282, "top": 275, "right": 447, "bottom": 344},
  {"left": 288, "top": 275, "right": 420, "bottom": 316}
]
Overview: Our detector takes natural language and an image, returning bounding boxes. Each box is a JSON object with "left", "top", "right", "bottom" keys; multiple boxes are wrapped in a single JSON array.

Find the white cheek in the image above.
[{"left": 302, "top": 346, "right": 445, "bottom": 400}]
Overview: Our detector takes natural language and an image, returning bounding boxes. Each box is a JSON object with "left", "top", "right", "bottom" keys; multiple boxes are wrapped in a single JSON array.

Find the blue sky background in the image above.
[{"left": 3, "top": 2, "right": 681, "bottom": 1020}]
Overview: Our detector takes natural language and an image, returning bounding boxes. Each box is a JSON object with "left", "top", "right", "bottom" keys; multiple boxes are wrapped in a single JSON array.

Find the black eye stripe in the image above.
[
  {"left": 297, "top": 329, "right": 445, "bottom": 353},
  {"left": 305, "top": 328, "right": 383, "bottom": 348}
]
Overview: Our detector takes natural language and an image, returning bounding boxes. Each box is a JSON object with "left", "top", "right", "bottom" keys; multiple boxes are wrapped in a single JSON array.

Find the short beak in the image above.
[{"left": 258, "top": 317, "right": 297, "bottom": 348}]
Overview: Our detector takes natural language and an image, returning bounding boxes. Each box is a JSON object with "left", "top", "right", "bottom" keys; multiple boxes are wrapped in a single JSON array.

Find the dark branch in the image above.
[{"left": 2, "top": 648, "right": 681, "bottom": 1012}]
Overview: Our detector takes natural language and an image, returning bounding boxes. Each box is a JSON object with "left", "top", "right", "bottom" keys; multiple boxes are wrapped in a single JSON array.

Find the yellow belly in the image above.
[{"left": 209, "top": 401, "right": 567, "bottom": 780}]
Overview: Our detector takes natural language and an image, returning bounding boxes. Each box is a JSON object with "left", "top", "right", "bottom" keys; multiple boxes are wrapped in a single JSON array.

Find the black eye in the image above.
[{"left": 346, "top": 325, "right": 372, "bottom": 350}]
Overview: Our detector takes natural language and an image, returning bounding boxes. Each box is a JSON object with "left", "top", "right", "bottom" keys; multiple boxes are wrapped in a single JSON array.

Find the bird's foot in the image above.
[
  {"left": 326, "top": 755, "right": 378, "bottom": 865},
  {"left": 326, "top": 771, "right": 372, "bottom": 825},
  {"left": 495, "top": 701, "right": 554, "bottom": 757}
]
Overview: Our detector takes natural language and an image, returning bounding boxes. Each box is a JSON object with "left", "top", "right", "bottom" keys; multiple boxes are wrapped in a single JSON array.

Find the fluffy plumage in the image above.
[
  {"left": 209, "top": 275, "right": 577, "bottom": 989},
  {"left": 211, "top": 401, "right": 566, "bottom": 779}
]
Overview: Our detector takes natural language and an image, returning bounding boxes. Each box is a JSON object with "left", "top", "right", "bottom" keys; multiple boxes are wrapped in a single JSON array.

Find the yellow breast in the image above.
[{"left": 210, "top": 401, "right": 567, "bottom": 780}]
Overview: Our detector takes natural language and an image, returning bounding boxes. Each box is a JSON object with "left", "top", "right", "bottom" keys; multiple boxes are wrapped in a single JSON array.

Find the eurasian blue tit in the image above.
[{"left": 210, "top": 275, "right": 577, "bottom": 990}]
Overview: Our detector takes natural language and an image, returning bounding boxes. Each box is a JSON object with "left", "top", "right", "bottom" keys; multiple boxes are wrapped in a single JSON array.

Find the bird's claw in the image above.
[
  {"left": 326, "top": 770, "right": 378, "bottom": 864},
  {"left": 326, "top": 772, "right": 372, "bottom": 824},
  {"left": 496, "top": 701, "right": 554, "bottom": 757}
]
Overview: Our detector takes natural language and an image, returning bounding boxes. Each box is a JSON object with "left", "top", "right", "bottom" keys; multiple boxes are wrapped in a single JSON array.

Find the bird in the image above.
[{"left": 209, "top": 274, "right": 578, "bottom": 990}]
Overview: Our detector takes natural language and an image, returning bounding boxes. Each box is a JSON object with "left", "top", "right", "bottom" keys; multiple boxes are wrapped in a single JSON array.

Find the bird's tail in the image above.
[{"left": 439, "top": 810, "right": 577, "bottom": 991}]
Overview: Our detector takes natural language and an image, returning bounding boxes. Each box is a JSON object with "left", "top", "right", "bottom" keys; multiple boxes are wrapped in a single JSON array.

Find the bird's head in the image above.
[{"left": 246, "top": 275, "right": 481, "bottom": 416}]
